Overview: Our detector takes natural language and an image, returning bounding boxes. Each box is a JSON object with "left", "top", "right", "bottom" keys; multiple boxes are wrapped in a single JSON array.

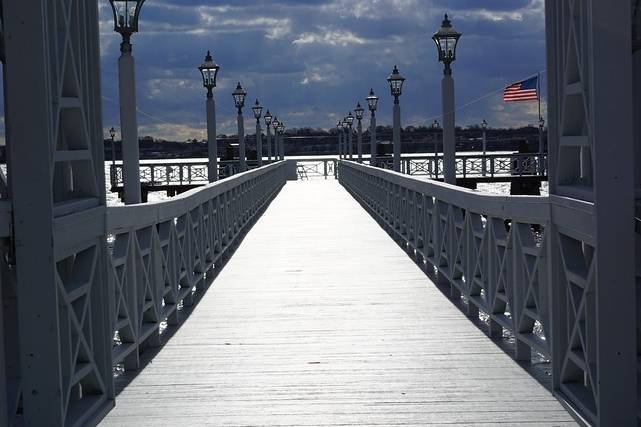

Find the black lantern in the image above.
[
  {"left": 109, "top": 0, "right": 145, "bottom": 36},
  {"left": 109, "top": 127, "right": 117, "bottom": 139},
  {"left": 432, "top": 119, "right": 440, "bottom": 130},
  {"left": 432, "top": 14, "right": 461, "bottom": 73},
  {"left": 345, "top": 111, "right": 355, "bottom": 127},
  {"left": 264, "top": 110, "right": 273, "bottom": 127},
  {"left": 366, "top": 89, "right": 378, "bottom": 112},
  {"left": 272, "top": 117, "right": 280, "bottom": 131},
  {"left": 387, "top": 65, "right": 405, "bottom": 100},
  {"left": 232, "top": 82, "right": 247, "bottom": 112},
  {"left": 539, "top": 117, "right": 545, "bottom": 129},
  {"left": 354, "top": 103, "right": 364, "bottom": 121},
  {"left": 481, "top": 119, "right": 488, "bottom": 130},
  {"left": 198, "top": 51, "right": 220, "bottom": 95},
  {"left": 277, "top": 122, "right": 285, "bottom": 134},
  {"left": 252, "top": 99, "right": 263, "bottom": 121}
]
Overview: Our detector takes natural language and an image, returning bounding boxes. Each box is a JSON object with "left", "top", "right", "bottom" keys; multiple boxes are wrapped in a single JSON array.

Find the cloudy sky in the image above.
[{"left": 2, "top": 0, "right": 548, "bottom": 143}]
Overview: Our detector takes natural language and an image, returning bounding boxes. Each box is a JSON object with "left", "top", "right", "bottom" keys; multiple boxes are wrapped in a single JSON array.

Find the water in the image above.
[{"left": 104, "top": 152, "right": 548, "bottom": 206}]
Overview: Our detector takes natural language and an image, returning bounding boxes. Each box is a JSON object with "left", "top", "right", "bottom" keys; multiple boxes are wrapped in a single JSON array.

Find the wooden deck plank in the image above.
[{"left": 101, "top": 180, "right": 575, "bottom": 426}]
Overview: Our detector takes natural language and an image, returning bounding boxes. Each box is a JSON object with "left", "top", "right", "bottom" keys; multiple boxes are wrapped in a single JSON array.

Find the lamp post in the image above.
[
  {"left": 341, "top": 119, "right": 348, "bottom": 159},
  {"left": 481, "top": 119, "right": 488, "bottom": 176},
  {"left": 276, "top": 122, "right": 285, "bottom": 160},
  {"left": 109, "top": 127, "right": 117, "bottom": 166},
  {"left": 539, "top": 116, "right": 545, "bottom": 175},
  {"left": 367, "top": 89, "right": 378, "bottom": 166},
  {"left": 345, "top": 112, "right": 355, "bottom": 160},
  {"left": 387, "top": 65, "right": 405, "bottom": 172},
  {"left": 272, "top": 117, "right": 280, "bottom": 160},
  {"left": 109, "top": 127, "right": 117, "bottom": 190},
  {"left": 109, "top": 0, "right": 145, "bottom": 204},
  {"left": 252, "top": 99, "right": 263, "bottom": 167},
  {"left": 264, "top": 110, "right": 273, "bottom": 163},
  {"left": 433, "top": 14, "right": 461, "bottom": 185},
  {"left": 432, "top": 119, "right": 440, "bottom": 179},
  {"left": 336, "top": 122, "right": 343, "bottom": 159},
  {"left": 198, "top": 50, "right": 220, "bottom": 182},
  {"left": 355, "top": 103, "right": 364, "bottom": 163},
  {"left": 232, "top": 82, "right": 247, "bottom": 172}
]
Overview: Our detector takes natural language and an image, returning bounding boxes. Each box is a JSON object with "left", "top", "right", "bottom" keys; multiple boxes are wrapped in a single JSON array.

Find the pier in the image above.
[{"left": 0, "top": 1, "right": 637, "bottom": 426}]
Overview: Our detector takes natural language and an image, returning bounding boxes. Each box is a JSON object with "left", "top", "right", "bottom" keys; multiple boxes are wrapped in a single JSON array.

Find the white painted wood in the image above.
[{"left": 101, "top": 180, "right": 575, "bottom": 426}]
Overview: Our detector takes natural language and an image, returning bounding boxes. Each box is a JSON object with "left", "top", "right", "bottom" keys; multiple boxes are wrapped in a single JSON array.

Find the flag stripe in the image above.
[{"left": 503, "top": 76, "right": 539, "bottom": 103}]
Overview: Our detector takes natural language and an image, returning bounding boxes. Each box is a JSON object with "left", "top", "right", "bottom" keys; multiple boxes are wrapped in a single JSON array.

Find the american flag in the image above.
[{"left": 503, "top": 76, "right": 539, "bottom": 102}]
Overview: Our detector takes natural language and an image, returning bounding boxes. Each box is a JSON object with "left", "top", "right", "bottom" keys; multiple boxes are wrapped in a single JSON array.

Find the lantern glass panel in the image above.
[
  {"left": 346, "top": 113, "right": 354, "bottom": 126},
  {"left": 355, "top": 104, "right": 364, "bottom": 120},
  {"left": 367, "top": 90, "right": 378, "bottom": 111},
  {"left": 111, "top": 0, "right": 143, "bottom": 32},
  {"left": 252, "top": 100, "right": 263, "bottom": 119},
  {"left": 264, "top": 111, "right": 273, "bottom": 126}
]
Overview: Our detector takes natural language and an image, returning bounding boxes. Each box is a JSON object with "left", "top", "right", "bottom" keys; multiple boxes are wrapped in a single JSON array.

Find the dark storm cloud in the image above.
[{"left": 95, "top": 0, "right": 546, "bottom": 140}]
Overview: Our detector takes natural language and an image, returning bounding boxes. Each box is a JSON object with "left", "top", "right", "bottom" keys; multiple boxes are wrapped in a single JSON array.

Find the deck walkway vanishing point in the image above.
[{"left": 102, "top": 180, "right": 576, "bottom": 426}]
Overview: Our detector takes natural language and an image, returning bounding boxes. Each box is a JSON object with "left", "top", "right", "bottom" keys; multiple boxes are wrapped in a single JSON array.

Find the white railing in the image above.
[
  {"left": 374, "top": 153, "right": 547, "bottom": 178},
  {"left": 106, "top": 162, "right": 286, "bottom": 374},
  {"left": 338, "top": 160, "right": 553, "bottom": 365}
]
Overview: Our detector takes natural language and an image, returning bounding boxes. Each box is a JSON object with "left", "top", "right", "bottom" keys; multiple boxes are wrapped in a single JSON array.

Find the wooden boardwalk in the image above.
[{"left": 102, "top": 180, "right": 576, "bottom": 426}]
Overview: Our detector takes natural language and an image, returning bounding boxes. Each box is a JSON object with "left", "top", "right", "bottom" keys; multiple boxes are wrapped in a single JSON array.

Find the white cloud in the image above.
[{"left": 293, "top": 27, "right": 367, "bottom": 46}]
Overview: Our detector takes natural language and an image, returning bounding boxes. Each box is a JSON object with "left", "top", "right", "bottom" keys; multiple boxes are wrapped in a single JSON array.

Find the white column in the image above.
[
  {"left": 206, "top": 96, "right": 217, "bottom": 182},
  {"left": 266, "top": 126, "right": 272, "bottom": 162},
  {"left": 256, "top": 121, "right": 262, "bottom": 167},
  {"left": 589, "top": 1, "right": 635, "bottom": 423},
  {"left": 442, "top": 74, "right": 456, "bottom": 184},
  {"left": 357, "top": 119, "right": 363, "bottom": 163},
  {"left": 4, "top": 5, "right": 64, "bottom": 422},
  {"left": 370, "top": 114, "right": 377, "bottom": 165},
  {"left": 119, "top": 43, "right": 142, "bottom": 204},
  {"left": 237, "top": 111, "right": 246, "bottom": 172},
  {"left": 392, "top": 101, "right": 401, "bottom": 172}
]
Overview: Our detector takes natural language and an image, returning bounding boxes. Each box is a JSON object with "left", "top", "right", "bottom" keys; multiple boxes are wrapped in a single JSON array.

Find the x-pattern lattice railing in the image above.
[
  {"left": 374, "top": 153, "right": 546, "bottom": 178},
  {"left": 339, "top": 160, "right": 551, "bottom": 369},
  {"left": 295, "top": 159, "right": 337, "bottom": 180},
  {"left": 106, "top": 162, "right": 286, "bottom": 376},
  {"left": 109, "top": 160, "right": 273, "bottom": 188}
]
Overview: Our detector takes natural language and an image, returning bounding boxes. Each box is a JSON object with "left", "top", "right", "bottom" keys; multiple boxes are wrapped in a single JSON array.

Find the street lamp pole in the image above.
[
  {"left": 198, "top": 50, "right": 220, "bottom": 182},
  {"left": 278, "top": 120, "right": 285, "bottom": 160},
  {"left": 252, "top": 99, "right": 263, "bottom": 167},
  {"left": 345, "top": 112, "right": 354, "bottom": 160},
  {"left": 432, "top": 120, "right": 440, "bottom": 179},
  {"left": 355, "top": 103, "right": 364, "bottom": 163},
  {"left": 367, "top": 89, "right": 378, "bottom": 166},
  {"left": 109, "top": 0, "right": 145, "bottom": 204},
  {"left": 232, "top": 82, "right": 247, "bottom": 172},
  {"left": 272, "top": 117, "right": 280, "bottom": 160},
  {"left": 277, "top": 122, "right": 285, "bottom": 160},
  {"left": 109, "top": 127, "right": 117, "bottom": 167},
  {"left": 433, "top": 14, "right": 461, "bottom": 185},
  {"left": 387, "top": 65, "right": 406, "bottom": 173},
  {"left": 337, "top": 122, "right": 343, "bottom": 159},
  {"left": 481, "top": 119, "right": 488, "bottom": 176},
  {"left": 264, "top": 111, "right": 273, "bottom": 163}
]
